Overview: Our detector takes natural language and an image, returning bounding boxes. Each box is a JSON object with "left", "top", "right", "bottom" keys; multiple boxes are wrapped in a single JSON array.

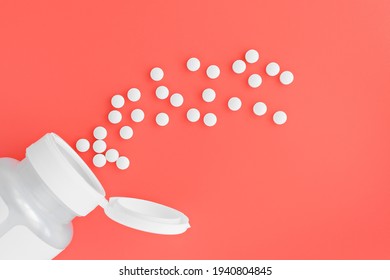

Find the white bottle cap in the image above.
[
  {"left": 26, "top": 133, "right": 190, "bottom": 235},
  {"left": 104, "top": 197, "right": 190, "bottom": 235}
]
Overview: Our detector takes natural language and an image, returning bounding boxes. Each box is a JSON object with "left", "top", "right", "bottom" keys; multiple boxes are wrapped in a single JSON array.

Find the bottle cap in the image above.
[{"left": 103, "top": 197, "right": 190, "bottom": 235}]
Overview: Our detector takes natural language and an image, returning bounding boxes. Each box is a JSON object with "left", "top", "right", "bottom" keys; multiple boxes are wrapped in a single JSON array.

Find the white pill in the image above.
[
  {"left": 76, "top": 139, "right": 90, "bottom": 153},
  {"left": 108, "top": 110, "right": 122, "bottom": 124},
  {"left": 150, "top": 67, "right": 164, "bottom": 81},
  {"left": 202, "top": 88, "right": 216, "bottom": 102},
  {"left": 266, "top": 62, "right": 280, "bottom": 77},
  {"left": 206, "top": 65, "right": 220, "bottom": 79},
  {"left": 203, "top": 113, "right": 217, "bottom": 127},
  {"left": 248, "top": 74, "right": 262, "bottom": 88},
  {"left": 105, "top": 149, "right": 119, "bottom": 163},
  {"left": 232, "top": 59, "right": 246, "bottom": 74},
  {"left": 228, "top": 97, "right": 242, "bottom": 111},
  {"left": 111, "top": 94, "right": 125, "bottom": 108},
  {"left": 120, "top": 126, "right": 133, "bottom": 140},
  {"left": 93, "top": 140, "right": 107, "bottom": 153},
  {"left": 187, "top": 108, "right": 200, "bottom": 122},
  {"left": 131, "top": 109, "right": 145, "bottom": 123},
  {"left": 170, "top": 93, "right": 184, "bottom": 107},
  {"left": 155, "top": 85, "right": 169, "bottom": 100},
  {"left": 127, "top": 88, "right": 141, "bottom": 102},
  {"left": 93, "top": 126, "right": 107, "bottom": 140},
  {"left": 273, "top": 111, "right": 287, "bottom": 125},
  {"left": 280, "top": 71, "right": 294, "bottom": 85},
  {"left": 245, "top": 49, "right": 259, "bottom": 64},
  {"left": 187, "top": 57, "right": 201, "bottom": 72},
  {"left": 93, "top": 154, "right": 107, "bottom": 168},
  {"left": 156, "top": 112, "right": 169, "bottom": 126},
  {"left": 253, "top": 102, "right": 267, "bottom": 116},
  {"left": 116, "top": 156, "right": 130, "bottom": 170}
]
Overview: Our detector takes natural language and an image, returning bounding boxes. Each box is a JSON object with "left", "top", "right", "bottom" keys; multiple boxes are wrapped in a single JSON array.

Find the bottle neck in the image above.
[{"left": 16, "top": 159, "right": 78, "bottom": 224}]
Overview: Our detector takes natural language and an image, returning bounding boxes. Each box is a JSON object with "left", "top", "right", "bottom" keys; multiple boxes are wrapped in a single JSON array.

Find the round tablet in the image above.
[
  {"left": 93, "top": 140, "right": 107, "bottom": 153},
  {"left": 155, "top": 85, "right": 169, "bottom": 100},
  {"left": 187, "top": 57, "right": 201, "bottom": 72},
  {"left": 108, "top": 110, "right": 122, "bottom": 124},
  {"left": 203, "top": 113, "right": 217, "bottom": 127},
  {"left": 116, "top": 156, "right": 130, "bottom": 170},
  {"left": 248, "top": 74, "right": 262, "bottom": 88},
  {"left": 273, "top": 111, "right": 287, "bottom": 125},
  {"left": 156, "top": 112, "right": 169, "bottom": 126},
  {"left": 187, "top": 108, "right": 200, "bottom": 122},
  {"left": 105, "top": 149, "right": 119, "bottom": 163},
  {"left": 150, "top": 67, "right": 164, "bottom": 81},
  {"left": 93, "top": 126, "right": 107, "bottom": 140},
  {"left": 266, "top": 62, "right": 280, "bottom": 77},
  {"left": 120, "top": 126, "right": 133, "bottom": 140},
  {"left": 111, "top": 94, "right": 125, "bottom": 108},
  {"left": 245, "top": 49, "right": 259, "bottom": 64},
  {"left": 280, "top": 71, "right": 294, "bottom": 85},
  {"left": 76, "top": 139, "right": 90, "bottom": 153},
  {"left": 127, "top": 88, "right": 141, "bottom": 102},
  {"left": 253, "top": 102, "right": 267, "bottom": 116},
  {"left": 206, "top": 65, "right": 220, "bottom": 79},
  {"left": 232, "top": 60, "right": 246, "bottom": 74},
  {"left": 131, "top": 109, "right": 145, "bottom": 123},
  {"left": 93, "top": 154, "right": 106, "bottom": 168},
  {"left": 228, "top": 97, "right": 242, "bottom": 111},
  {"left": 170, "top": 93, "right": 184, "bottom": 107},
  {"left": 202, "top": 88, "right": 216, "bottom": 102}
]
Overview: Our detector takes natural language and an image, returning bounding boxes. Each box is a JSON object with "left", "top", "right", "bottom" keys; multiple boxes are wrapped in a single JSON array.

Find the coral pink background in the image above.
[{"left": 1, "top": 0, "right": 390, "bottom": 259}]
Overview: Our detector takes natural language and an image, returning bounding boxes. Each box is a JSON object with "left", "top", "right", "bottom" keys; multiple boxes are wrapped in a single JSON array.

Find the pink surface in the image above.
[{"left": 1, "top": 0, "right": 390, "bottom": 259}]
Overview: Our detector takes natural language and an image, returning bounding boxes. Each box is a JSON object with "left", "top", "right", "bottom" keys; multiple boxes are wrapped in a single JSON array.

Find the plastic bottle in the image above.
[{"left": 0, "top": 133, "right": 190, "bottom": 259}]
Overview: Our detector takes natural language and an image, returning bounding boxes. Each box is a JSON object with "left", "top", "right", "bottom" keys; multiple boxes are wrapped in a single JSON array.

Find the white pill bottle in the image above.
[{"left": 0, "top": 133, "right": 190, "bottom": 259}]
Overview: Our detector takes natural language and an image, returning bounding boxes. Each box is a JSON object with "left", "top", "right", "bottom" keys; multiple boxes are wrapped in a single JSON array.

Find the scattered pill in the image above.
[
  {"left": 79, "top": 52, "right": 294, "bottom": 166},
  {"left": 108, "top": 110, "right": 122, "bottom": 124},
  {"left": 232, "top": 60, "right": 246, "bottom": 74},
  {"left": 248, "top": 74, "right": 262, "bottom": 88},
  {"left": 206, "top": 65, "right": 220, "bottom": 79},
  {"left": 131, "top": 109, "right": 145, "bottom": 123},
  {"left": 253, "top": 102, "right": 267, "bottom": 116},
  {"left": 111, "top": 94, "right": 125, "bottom": 108},
  {"left": 155, "top": 85, "right": 169, "bottom": 100},
  {"left": 127, "top": 88, "right": 141, "bottom": 102},
  {"left": 150, "top": 67, "right": 164, "bottom": 81},
  {"left": 245, "top": 49, "right": 259, "bottom": 64},
  {"left": 273, "top": 111, "right": 287, "bottom": 125},
  {"left": 228, "top": 97, "right": 242, "bottom": 111},
  {"left": 266, "top": 62, "right": 280, "bottom": 77},
  {"left": 203, "top": 113, "right": 217, "bottom": 127},
  {"left": 280, "top": 71, "right": 294, "bottom": 85},
  {"left": 116, "top": 156, "right": 130, "bottom": 170},
  {"left": 187, "top": 57, "right": 201, "bottom": 72},
  {"left": 93, "top": 140, "right": 107, "bottom": 153},
  {"left": 93, "top": 126, "right": 107, "bottom": 140},
  {"left": 170, "top": 93, "right": 184, "bottom": 107},
  {"left": 105, "top": 149, "right": 119, "bottom": 163},
  {"left": 202, "top": 88, "right": 216, "bottom": 102},
  {"left": 93, "top": 154, "right": 106, "bottom": 168},
  {"left": 187, "top": 108, "right": 200, "bottom": 122},
  {"left": 76, "top": 139, "right": 90, "bottom": 153},
  {"left": 120, "top": 126, "right": 133, "bottom": 140},
  {"left": 156, "top": 112, "right": 169, "bottom": 126}
]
